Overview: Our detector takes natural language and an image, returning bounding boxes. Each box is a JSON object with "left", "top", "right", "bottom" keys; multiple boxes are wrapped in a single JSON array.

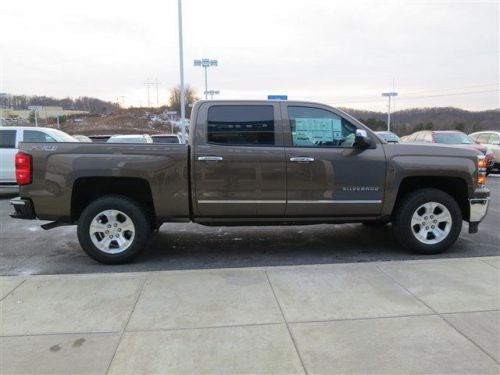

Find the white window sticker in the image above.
[{"left": 293, "top": 118, "right": 342, "bottom": 146}]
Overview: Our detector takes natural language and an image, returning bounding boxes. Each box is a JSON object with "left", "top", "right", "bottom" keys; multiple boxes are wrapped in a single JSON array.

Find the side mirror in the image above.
[{"left": 354, "top": 129, "right": 372, "bottom": 149}]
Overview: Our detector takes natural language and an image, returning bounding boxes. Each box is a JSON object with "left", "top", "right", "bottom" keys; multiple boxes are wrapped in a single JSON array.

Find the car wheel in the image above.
[
  {"left": 393, "top": 188, "right": 462, "bottom": 254},
  {"left": 77, "top": 195, "right": 152, "bottom": 264}
]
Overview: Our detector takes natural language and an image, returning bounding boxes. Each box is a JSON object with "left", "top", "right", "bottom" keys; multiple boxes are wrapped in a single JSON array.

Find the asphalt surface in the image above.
[{"left": 1, "top": 176, "right": 499, "bottom": 276}]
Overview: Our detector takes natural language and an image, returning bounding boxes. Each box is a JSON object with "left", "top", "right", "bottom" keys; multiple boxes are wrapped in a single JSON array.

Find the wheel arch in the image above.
[
  {"left": 71, "top": 177, "right": 155, "bottom": 223},
  {"left": 391, "top": 176, "right": 470, "bottom": 221}
]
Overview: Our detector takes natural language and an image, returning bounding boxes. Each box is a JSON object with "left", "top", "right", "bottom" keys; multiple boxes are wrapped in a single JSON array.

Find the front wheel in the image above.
[
  {"left": 393, "top": 188, "right": 462, "bottom": 254},
  {"left": 77, "top": 195, "right": 152, "bottom": 264}
]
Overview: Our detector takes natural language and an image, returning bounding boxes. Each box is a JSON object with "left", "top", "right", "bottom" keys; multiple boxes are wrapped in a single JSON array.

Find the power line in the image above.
[{"left": 333, "top": 88, "right": 499, "bottom": 105}]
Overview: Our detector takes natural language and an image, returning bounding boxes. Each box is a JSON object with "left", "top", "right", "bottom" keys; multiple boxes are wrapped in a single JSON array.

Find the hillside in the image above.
[
  {"left": 341, "top": 107, "right": 499, "bottom": 135},
  {"left": 2, "top": 93, "right": 498, "bottom": 136}
]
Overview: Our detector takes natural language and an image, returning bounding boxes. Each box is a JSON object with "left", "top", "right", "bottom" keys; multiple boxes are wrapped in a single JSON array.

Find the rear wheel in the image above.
[
  {"left": 77, "top": 195, "right": 152, "bottom": 264},
  {"left": 393, "top": 188, "right": 462, "bottom": 254}
]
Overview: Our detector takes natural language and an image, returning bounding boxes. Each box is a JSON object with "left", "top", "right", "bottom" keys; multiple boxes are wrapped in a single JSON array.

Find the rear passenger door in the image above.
[
  {"left": 0, "top": 129, "right": 19, "bottom": 183},
  {"left": 193, "top": 102, "right": 286, "bottom": 217}
]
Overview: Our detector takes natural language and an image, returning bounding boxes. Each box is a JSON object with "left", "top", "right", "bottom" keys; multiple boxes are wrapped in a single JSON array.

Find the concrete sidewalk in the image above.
[{"left": 1, "top": 257, "right": 499, "bottom": 374}]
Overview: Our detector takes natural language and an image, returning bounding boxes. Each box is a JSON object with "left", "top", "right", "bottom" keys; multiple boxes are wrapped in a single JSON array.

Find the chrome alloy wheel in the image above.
[
  {"left": 89, "top": 209, "right": 135, "bottom": 254},
  {"left": 410, "top": 202, "right": 452, "bottom": 245}
]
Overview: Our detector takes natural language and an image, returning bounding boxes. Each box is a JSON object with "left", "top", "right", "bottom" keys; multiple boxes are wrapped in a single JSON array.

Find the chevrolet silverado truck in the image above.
[{"left": 10, "top": 100, "right": 490, "bottom": 264}]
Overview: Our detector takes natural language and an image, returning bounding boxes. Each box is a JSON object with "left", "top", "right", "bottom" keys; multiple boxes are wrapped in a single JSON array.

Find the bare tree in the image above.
[{"left": 168, "top": 85, "right": 199, "bottom": 118}]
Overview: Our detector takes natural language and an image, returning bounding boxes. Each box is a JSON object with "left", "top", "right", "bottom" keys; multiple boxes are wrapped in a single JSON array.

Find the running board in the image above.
[{"left": 41, "top": 221, "right": 66, "bottom": 230}]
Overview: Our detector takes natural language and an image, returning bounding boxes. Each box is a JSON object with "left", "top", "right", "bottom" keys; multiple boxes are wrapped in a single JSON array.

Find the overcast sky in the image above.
[{"left": 1, "top": 0, "right": 498, "bottom": 111}]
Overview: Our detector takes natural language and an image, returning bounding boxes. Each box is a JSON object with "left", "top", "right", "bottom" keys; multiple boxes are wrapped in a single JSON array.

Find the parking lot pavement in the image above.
[
  {"left": 1, "top": 176, "right": 499, "bottom": 276},
  {"left": 1, "top": 257, "right": 498, "bottom": 374}
]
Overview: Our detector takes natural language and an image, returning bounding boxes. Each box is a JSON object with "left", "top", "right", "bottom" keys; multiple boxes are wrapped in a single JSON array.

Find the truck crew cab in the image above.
[{"left": 10, "top": 100, "right": 490, "bottom": 264}]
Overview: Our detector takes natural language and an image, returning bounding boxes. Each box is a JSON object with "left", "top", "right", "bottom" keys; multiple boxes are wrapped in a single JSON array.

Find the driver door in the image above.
[{"left": 282, "top": 103, "right": 386, "bottom": 217}]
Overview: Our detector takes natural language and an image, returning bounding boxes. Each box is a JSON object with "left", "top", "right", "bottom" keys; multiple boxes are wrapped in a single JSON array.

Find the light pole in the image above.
[
  {"left": 178, "top": 0, "right": 187, "bottom": 143},
  {"left": 194, "top": 58, "right": 218, "bottom": 99},
  {"left": 381, "top": 92, "right": 398, "bottom": 132},
  {"left": 204, "top": 90, "right": 220, "bottom": 100}
]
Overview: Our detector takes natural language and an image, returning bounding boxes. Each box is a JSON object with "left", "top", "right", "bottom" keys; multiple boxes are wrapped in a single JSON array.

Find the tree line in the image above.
[{"left": 1, "top": 95, "right": 120, "bottom": 115}]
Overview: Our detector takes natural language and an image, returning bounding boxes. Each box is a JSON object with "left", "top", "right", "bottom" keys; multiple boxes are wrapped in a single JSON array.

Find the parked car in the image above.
[
  {"left": 151, "top": 134, "right": 182, "bottom": 144},
  {"left": 10, "top": 100, "right": 490, "bottom": 264},
  {"left": 0, "top": 126, "right": 76, "bottom": 185},
  {"left": 107, "top": 134, "right": 153, "bottom": 144},
  {"left": 72, "top": 135, "right": 92, "bottom": 142},
  {"left": 375, "top": 131, "right": 400, "bottom": 143},
  {"left": 469, "top": 131, "right": 500, "bottom": 172},
  {"left": 404, "top": 130, "right": 495, "bottom": 173},
  {"left": 88, "top": 135, "right": 112, "bottom": 143},
  {"left": 399, "top": 135, "right": 410, "bottom": 142}
]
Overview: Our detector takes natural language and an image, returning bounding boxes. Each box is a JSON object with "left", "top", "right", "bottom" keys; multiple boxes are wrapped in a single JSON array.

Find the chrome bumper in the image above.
[
  {"left": 469, "top": 198, "right": 489, "bottom": 223},
  {"left": 468, "top": 197, "right": 489, "bottom": 233}
]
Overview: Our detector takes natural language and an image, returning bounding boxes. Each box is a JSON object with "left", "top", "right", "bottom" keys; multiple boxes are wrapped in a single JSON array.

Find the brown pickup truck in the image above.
[{"left": 10, "top": 100, "right": 490, "bottom": 264}]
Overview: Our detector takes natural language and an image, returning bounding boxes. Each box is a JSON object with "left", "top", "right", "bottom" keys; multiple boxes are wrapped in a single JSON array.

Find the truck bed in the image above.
[{"left": 18, "top": 142, "right": 190, "bottom": 221}]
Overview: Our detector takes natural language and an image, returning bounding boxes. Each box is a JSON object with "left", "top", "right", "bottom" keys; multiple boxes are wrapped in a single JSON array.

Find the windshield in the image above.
[
  {"left": 434, "top": 133, "right": 474, "bottom": 145},
  {"left": 153, "top": 136, "right": 180, "bottom": 144}
]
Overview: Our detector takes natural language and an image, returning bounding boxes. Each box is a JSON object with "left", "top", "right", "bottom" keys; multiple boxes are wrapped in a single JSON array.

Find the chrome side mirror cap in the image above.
[{"left": 354, "top": 129, "right": 372, "bottom": 149}]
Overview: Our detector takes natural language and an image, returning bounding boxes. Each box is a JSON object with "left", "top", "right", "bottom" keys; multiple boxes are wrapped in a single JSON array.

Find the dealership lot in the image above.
[{"left": 0, "top": 176, "right": 499, "bottom": 276}]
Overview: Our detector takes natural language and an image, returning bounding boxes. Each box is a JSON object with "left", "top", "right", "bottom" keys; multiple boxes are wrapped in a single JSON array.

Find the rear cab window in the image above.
[
  {"left": 207, "top": 105, "right": 275, "bottom": 146},
  {"left": 0, "top": 129, "right": 17, "bottom": 148}
]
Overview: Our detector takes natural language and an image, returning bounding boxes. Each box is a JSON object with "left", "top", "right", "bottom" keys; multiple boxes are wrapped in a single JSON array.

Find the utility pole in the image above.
[
  {"left": 204, "top": 90, "right": 220, "bottom": 100},
  {"left": 116, "top": 96, "right": 125, "bottom": 108},
  {"left": 194, "top": 58, "right": 218, "bottom": 99},
  {"left": 151, "top": 79, "right": 161, "bottom": 106},
  {"left": 178, "top": 0, "right": 187, "bottom": 143},
  {"left": 381, "top": 92, "right": 398, "bottom": 132},
  {"left": 144, "top": 79, "right": 154, "bottom": 107}
]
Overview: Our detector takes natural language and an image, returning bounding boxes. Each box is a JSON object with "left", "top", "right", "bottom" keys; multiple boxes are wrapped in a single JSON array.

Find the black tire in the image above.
[
  {"left": 77, "top": 195, "right": 152, "bottom": 264},
  {"left": 393, "top": 188, "right": 462, "bottom": 254}
]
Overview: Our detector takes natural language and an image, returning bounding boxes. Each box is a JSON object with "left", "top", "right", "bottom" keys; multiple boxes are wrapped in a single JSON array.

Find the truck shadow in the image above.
[{"left": 138, "top": 222, "right": 497, "bottom": 270}]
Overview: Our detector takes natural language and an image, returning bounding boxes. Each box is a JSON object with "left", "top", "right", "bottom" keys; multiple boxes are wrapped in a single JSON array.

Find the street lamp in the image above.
[
  {"left": 194, "top": 58, "right": 218, "bottom": 100},
  {"left": 177, "top": 0, "right": 187, "bottom": 143},
  {"left": 204, "top": 90, "right": 220, "bottom": 100},
  {"left": 381, "top": 92, "right": 398, "bottom": 132}
]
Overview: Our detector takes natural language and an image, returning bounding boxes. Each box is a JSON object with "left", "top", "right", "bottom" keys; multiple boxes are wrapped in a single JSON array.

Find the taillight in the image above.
[{"left": 15, "top": 153, "right": 32, "bottom": 185}]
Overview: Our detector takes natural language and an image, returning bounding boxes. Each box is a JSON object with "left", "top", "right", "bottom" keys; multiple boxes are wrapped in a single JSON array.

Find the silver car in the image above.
[{"left": 469, "top": 131, "right": 500, "bottom": 171}]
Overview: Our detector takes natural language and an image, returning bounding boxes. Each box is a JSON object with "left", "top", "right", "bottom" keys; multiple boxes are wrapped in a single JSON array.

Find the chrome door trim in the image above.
[
  {"left": 288, "top": 200, "right": 382, "bottom": 204},
  {"left": 198, "top": 199, "right": 382, "bottom": 204},
  {"left": 198, "top": 200, "right": 286, "bottom": 204},
  {"left": 197, "top": 156, "right": 224, "bottom": 161},
  {"left": 289, "top": 156, "right": 315, "bottom": 162}
]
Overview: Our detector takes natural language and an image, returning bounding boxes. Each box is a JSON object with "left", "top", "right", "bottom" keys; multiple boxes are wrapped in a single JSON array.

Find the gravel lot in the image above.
[{"left": 1, "top": 176, "right": 498, "bottom": 276}]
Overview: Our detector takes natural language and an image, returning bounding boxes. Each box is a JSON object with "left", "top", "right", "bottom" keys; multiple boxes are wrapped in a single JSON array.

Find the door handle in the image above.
[
  {"left": 198, "top": 156, "right": 223, "bottom": 161},
  {"left": 290, "top": 156, "right": 315, "bottom": 163}
]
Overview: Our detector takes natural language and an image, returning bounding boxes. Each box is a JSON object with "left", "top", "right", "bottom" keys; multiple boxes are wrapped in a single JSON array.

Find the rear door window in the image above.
[
  {"left": 0, "top": 130, "right": 17, "bottom": 148},
  {"left": 23, "top": 130, "right": 57, "bottom": 142},
  {"left": 477, "top": 133, "right": 491, "bottom": 144},
  {"left": 489, "top": 134, "right": 500, "bottom": 144},
  {"left": 207, "top": 105, "right": 275, "bottom": 145},
  {"left": 414, "top": 133, "right": 425, "bottom": 142}
]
